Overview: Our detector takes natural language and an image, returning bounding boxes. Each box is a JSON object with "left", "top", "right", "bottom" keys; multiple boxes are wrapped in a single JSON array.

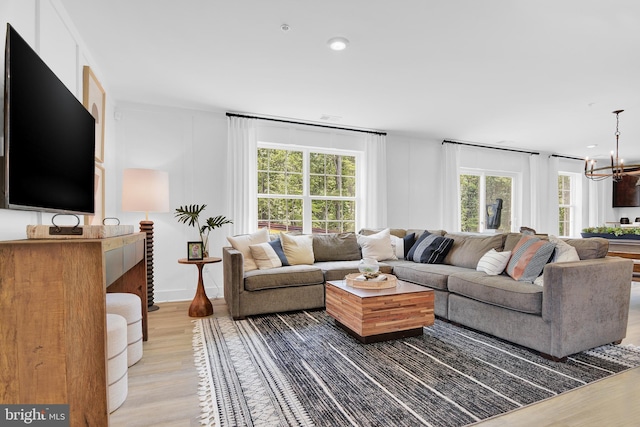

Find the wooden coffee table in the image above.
[{"left": 325, "top": 279, "right": 434, "bottom": 343}]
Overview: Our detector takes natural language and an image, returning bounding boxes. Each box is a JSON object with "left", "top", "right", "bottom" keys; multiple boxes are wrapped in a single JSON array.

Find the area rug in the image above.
[{"left": 193, "top": 310, "right": 640, "bottom": 427}]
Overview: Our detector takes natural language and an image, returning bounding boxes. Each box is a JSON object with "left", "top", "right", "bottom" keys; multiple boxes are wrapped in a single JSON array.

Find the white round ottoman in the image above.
[
  {"left": 106, "top": 293, "right": 143, "bottom": 366},
  {"left": 106, "top": 313, "right": 128, "bottom": 413}
]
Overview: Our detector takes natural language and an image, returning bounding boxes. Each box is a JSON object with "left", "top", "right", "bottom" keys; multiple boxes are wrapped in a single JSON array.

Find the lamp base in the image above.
[{"left": 139, "top": 220, "right": 159, "bottom": 312}]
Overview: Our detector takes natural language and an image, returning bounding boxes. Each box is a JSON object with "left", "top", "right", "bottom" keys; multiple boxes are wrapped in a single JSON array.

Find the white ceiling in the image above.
[{"left": 59, "top": 0, "right": 640, "bottom": 161}]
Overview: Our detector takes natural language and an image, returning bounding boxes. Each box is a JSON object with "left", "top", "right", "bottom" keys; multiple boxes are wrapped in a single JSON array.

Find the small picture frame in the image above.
[{"left": 187, "top": 241, "right": 204, "bottom": 260}]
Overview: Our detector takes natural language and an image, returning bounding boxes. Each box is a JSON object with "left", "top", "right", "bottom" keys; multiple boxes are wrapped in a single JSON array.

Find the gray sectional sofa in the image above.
[{"left": 223, "top": 229, "right": 633, "bottom": 360}]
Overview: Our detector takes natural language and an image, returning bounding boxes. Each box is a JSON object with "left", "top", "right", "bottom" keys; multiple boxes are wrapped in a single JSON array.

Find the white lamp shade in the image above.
[{"left": 122, "top": 168, "right": 170, "bottom": 213}]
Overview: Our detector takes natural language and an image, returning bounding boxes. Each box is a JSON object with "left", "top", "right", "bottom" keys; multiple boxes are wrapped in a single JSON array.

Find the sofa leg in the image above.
[
  {"left": 612, "top": 339, "right": 623, "bottom": 345},
  {"left": 232, "top": 315, "right": 246, "bottom": 321},
  {"left": 539, "top": 352, "right": 567, "bottom": 363}
]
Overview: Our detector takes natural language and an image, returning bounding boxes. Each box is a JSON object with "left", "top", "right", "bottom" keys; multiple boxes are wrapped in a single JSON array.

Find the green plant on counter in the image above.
[
  {"left": 175, "top": 204, "right": 233, "bottom": 256},
  {"left": 582, "top": 226, "right": 640, "bottom": 236}
]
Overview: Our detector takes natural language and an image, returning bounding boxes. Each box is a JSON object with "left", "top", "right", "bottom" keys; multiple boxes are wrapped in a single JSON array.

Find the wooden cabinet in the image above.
[
  {"left": 0, "top": 233, "right": 146, "bottom": 426},
  {"left": 608, "top": 239, "right": 640, "bottom": 282}
]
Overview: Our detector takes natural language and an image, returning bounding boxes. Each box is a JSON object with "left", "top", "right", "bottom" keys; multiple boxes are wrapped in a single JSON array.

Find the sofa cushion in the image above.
[
  {"left": 443, "top": 233, "right": 506, "bottom": 268},
  {"left": 561, "top": 237, "right": 608, "bottom": 260},
  {"left": 269, "top": 239, "right": 289, "bottom": 266},
  {"left": 390, "top": 233, "right": 416, "bottom": 260},
  {"left": 409, "top": 233, "right": 454, "bottom": 263},
  {"left": 506, "top": 235, "right": 556, "bottom": 282},
  {"left": 313, "top": 233, "right": 360, "bottom": 262},
  {"left": 357, "top": 228, "right": 396, "bottom": 261},
  {"left": 549, "top": 235, "right": 580, "bottom": 262},
  {"left": 448, "top": 271, "right": 543, "bottom": 314},
  {"left": 249, "top": 242, "right": 283, "bottom": 270},
  {"left": 244, "top": 265, "right": 324, "bottom": 291},
  {"left": 227, "top": 228, "right": 270, "bottom": 272},
  {"left": 280, "top": 233, "right": 315, "bottom": 265},
  {"left": 391, "top": 261, "right": 470, "bottom": 291},
  {"left": 315, "top": 260, "right": 394, "bottom": 282},
  {"left": 359, "top": 228, "right": 407, "bottom": 238},
  {"left": 476, "top": 249, "right": 512, "bottom": 275}
]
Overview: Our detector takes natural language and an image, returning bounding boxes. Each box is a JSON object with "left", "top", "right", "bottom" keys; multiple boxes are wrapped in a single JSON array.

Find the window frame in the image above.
[
  {"left": 459, "top": 168, "right": 518, "bottom": 233},
  {"left": 558, "top": 171, "right": 582, "bottom": 237},
  {"left": 257, "top": 142, "right": 362, "bottom": 234}
]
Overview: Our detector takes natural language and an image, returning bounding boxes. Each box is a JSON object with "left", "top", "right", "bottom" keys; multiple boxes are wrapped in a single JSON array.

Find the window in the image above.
[
  {"left": 460, "top": 170, "right": 514, "bottom": 233},
  {"left": 257, "top": 145, "right": 358, "bottom": 234},
  {"left": 558, "top": 172, "right": 581, "bottom": 237}
]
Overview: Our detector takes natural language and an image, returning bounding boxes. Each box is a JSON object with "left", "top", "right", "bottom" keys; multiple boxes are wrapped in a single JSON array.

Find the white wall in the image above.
[{"left": 113, "top": 103, "right": 229, "bottom": 302}]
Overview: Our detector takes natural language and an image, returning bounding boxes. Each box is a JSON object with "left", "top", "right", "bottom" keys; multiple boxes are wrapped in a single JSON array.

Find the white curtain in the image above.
[
  {"left": 361, "top": 133, "right": 388, "bottom": 228},
  {"left": 442, "top": 143, "right": 461, "bottom": 232},
  {"left": 528, "top": 155, "right": 539, "bottom": 231},
  {"left": 546, "top": 156, "right": 560, "bottom": 235},
  {"left": 227, "top": 116, "right": 257, "bottom": 235},
  {"left": 588, "top": 179, "right": 604, "bottom": 227}
]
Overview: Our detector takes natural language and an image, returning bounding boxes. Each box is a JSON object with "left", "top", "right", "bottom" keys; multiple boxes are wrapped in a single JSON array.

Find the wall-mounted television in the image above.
[
  {"left": 1, "top": 23, "right": 95, "bottom": 215},
  {"left": 612, "top": 171, "right": 640, "bottom": 207}
]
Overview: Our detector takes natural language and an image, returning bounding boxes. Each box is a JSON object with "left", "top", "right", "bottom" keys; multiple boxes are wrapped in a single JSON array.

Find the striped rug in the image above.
[{"left": 193, "top": 310, "right": 640, "bottom": 427}]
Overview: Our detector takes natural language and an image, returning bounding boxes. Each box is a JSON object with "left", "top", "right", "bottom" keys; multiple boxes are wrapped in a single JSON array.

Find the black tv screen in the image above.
[{"left": 2, "top": 24, "right": 95, "bottom": 215}]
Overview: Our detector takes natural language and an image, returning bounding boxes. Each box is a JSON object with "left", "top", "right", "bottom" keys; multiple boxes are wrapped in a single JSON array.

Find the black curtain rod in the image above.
[
  {"left": 550, "top": 154, "right": 584, "bottom": 161},
  {"left": 226, "top": 112, "right": 387, "bottom": 136},
  {"left": 442, "top": 140, "right": 539, "bottom": 156}
]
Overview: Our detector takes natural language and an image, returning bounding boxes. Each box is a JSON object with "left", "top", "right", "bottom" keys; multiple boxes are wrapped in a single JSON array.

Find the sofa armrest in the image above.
[
  {"left": 223, "top": 246, "right": 245, "bottom": 318},
  {"left": 542, "top": 256, "right": 633, "bottom": 356}
]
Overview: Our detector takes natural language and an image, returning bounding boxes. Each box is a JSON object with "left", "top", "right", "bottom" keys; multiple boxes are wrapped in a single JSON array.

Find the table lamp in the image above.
[{"left": 122, "top": 168, "right": 170, "bottom": 312}]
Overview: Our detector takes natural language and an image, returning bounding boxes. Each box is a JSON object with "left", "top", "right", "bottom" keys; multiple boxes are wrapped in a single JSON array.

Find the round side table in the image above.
[{"left": 178, "top": 257, "right": 221, "bottom": 317}]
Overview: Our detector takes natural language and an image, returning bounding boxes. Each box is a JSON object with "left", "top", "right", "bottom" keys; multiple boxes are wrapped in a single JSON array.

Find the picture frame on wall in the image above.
[
  {"left": 85, "top": 163, "right": 105, "bottom": 226},
  {"left": 188, "top": 242, "right": 204, "bottom": 261},
  {"left": 83, "top": 66, "right": 106, "bottom": 163}
]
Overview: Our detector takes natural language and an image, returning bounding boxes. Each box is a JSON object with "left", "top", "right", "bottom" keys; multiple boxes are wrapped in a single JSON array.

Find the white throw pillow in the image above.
[
  {"left": 357, "top": 228, "right": 396, "bottom": 261},
  {"left": 227, "top": 228, "right": 270, "bottom": 272},
  {"left": 534, "top": 236, "right": 580, "bottom": 286},
  {"left": 249, "top": 242, "right": 282, "bottom": 270},
  {"left": 549, "top": 235, "right": 580, "bottom": 263},
  {"left": 390, "top": 235, "right": 405, "bottom": 259},
  {"left": 476, "top": 248, "right": 512, "bottom": 275},
  {"left": 280, "top": 233, "right": 314, "bottom": 265}
]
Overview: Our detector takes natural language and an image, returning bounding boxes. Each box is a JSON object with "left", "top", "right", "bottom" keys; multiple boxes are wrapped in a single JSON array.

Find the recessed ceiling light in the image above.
[
  {"left": 327, "top": 37, "right": 349, "bottom": 51},
  {"left": 587, "top": 144, "right": 598, "bottom": 148}
]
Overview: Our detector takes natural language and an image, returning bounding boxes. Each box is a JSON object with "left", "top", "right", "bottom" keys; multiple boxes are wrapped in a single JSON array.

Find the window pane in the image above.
[
  {"left": 341, "top": 156, "right": 356, "bottom": 176},
  {"left": 310, "top": 152, "right": 324, "bottom": 174},
  {"left": 286, "top": 172, "right": 303, "bottom": 195},
  {"left": 486, "top": 176, "right": 512, "bottom": 232},
  {"left": 257, "top": 197, "right": 303, "bottom": 233},
  {"left": 342, "top": 177, "right": 356, "bottom": 197},
  {"left": 460, "top": 175, "right": 480, "bottom": 232}
]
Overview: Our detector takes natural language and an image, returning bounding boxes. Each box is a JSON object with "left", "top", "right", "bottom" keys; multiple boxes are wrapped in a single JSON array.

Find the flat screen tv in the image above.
[
  {"left": 1, "top": 23, "right": 95, "bottom": 215},
  {"left": 612, "top": 171, "right": 640, "bottom": 207}
]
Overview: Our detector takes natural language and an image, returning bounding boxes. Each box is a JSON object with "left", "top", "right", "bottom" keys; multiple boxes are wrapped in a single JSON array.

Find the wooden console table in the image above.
[
  {"left": 0, "top": 233, "right": 147, "bottom": 426},
  {"left": 608, "top": 239, "right": 640, "bottom": 282}
]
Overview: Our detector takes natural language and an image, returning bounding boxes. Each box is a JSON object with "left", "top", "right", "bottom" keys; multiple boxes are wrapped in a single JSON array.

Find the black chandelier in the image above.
[{"left": 584, "top": 110, "right": 640, "bottom": 181}]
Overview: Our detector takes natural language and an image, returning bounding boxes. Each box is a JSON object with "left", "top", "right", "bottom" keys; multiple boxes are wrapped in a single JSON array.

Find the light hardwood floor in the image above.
[{"left": 110, "top": 283, "right": 640, "bottom": 427}]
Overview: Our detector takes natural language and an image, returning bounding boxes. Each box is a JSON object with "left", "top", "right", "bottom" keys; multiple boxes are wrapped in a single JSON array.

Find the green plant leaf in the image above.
[
  {"left": 205, "top": 215, "right": 233, "bottom": 230},
  {"left": 174, "top": 204, "right": 207, "bottom": 228}
]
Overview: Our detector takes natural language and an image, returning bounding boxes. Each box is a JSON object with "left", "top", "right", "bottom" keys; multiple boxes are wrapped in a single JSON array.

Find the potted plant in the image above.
[
  {"left": 581, "top": 226, "right": 640, "bottom": 240},
  {"left": 175, "top": 204, "right": 233, "bottom": 257}
]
